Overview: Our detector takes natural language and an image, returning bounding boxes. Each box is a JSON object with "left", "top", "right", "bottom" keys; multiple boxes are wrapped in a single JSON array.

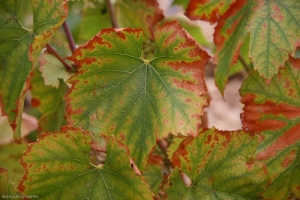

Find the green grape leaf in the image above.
[
  {"left": 185, "top": 0, "right": 237, "bottom": 23},
  {"left": 166, "top": 128, "right": 268, "bottom": 199},
  {"left": 186, "top": 0, "right": 300, "bottom": 94},
  {"left": 240, "top": 58, "right": 300, "bottom": 199},
  {"left": 115, "top": 0, "right": 164, "bottom": 39},
  {"left": 30, "top": 63, "right": 67, "bottom": 134},
  {"left": 67, "top": 21, "right": 210, "bottom": 170},
  {"left": 79, "top": 6, "right": 111, "bottom": 41},
  {"left": 143, "top": 155, "right": 164, "bottom": 195},
  {"left": 0, "top": 143, "right": 27, "bottom": 184},
  {"left": 0, "top": 0, "right": 67, "bottom": 142},
  {"left": 0, "top": 168, "right": 20, "bottom": 197},
  {"left": 18, "top": 127, "right": 153, "bottom": 199}
]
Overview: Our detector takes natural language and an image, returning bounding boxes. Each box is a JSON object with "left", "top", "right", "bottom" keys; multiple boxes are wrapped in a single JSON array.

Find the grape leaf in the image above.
[
  {"left": 39, "top": 53, "right": 73, "bottom": 88},
  {"left": 30, "top": 63, "right": 67, "bottom": 134},
  {"left": 186, "top": 0, "right": 300, "bottom": 94},
  {"left": 67, "top": 21, "right": 210, "bottom": 170},
  {"left": 240, "top": 58, "right": 300, "bottom": 199},
  {"left": 0, "top": 143, "right": 27, "bottom": 184},
  {"left": 0, "top": 168, "right": 20, "bottom": 197},
  {"left": 166, "top": 128, "right": 268, "bottom": 199},
  {"left": 0, "top": 0, "right": 67, "bottom": 142},
  {"left": 18, "top": 127, "right": 153, "bottom": 199},
  {"left": 185, "top": 0, "right": 237, "bottom": 23},
  {"left": 115, "top": 0, "right": 164, "bottom": 39},
  {"left": 79, "top": 5, "right": 111, "bottom": 41},
  {"left": 143, "top": 155, "right": 164, "bottom": 195},
  {"left": 163, "top": 17, "right": 209, "bottom": 48}
]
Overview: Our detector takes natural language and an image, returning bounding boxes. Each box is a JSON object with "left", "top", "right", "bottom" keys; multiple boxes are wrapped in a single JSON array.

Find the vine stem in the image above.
[
  {"left": 238, "top": 54, "right": 250, "bottom": 72},
  {"left": 46, "top": 44, "right": 74, "bottom": 72},
  {"left": 62, "top": 21, "right": 77, "bottom": 52},
  {"left": 105, "top": 0, "right": 118, "bottom": 28},
  {"left": 157, "top": 139, "right": 172, "bottom": 173}
]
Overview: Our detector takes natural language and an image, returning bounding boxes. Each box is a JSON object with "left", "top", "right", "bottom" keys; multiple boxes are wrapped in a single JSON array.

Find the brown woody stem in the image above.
[
  {"left": 105, "top": 0, "right": 118, "bottom": 28},
  {"left": 46, "top": 44, "right": 74, "bottom": 72}
]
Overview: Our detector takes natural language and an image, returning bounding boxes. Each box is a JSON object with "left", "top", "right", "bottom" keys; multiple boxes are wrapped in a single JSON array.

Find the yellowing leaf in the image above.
[
  {"left": 0, "top": 168, "right": 19, "bottom": 197},
  {"left": 67, "top": 21, "right": 210, "bottom": 170},
  {"left": 39, "top": 53, "right": 73, "bottom": 88},
  {"left": 166, "top": 128, "right": 268, "bottom": 199},
  {"left": 186, "top": 0, "right": 300, "bottom": 94},
  {"left": 0, "top": 143, "right": 27, "bottom": 185},
  {"left": 186, "top": 0, "right": 237, "bottom": 23},
  {"left": 143, "top": 155, "right": 164, "bottom": 195},
  {"left": 240, "top": 58, "right": 300, "bottom": 199},
  {"left": 0, "top": 0, "right": 67, "bottom": 142},
  {"left": 115, "top": 0, "right": 164, "bottom": 39},
  {"left": 18, "top": 128, "right": 153, "bottom": 199}
]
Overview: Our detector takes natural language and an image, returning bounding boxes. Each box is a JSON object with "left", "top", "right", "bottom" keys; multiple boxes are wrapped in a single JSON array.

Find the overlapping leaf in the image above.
[
  {"left": 186, "top": 0, "right": 300, "bottom": 94},
  {"left": 143, "top": 155, "right": 164, "bottom": 195},
  {"left": 115, "top": 0, "right": 164, "bottom": 39},
  {"left": 30, "top": 62, "right": 67, "bottom": 134},
  {"left": 67, "top": 21, "right": 210, "bottom": 170},
  {"left": 240, "top": 58, "right": 300, "bottom": 199},
  {"left": 0, "top": 143, "right": 27, "bottom": 184},
  {"left": 185, "top": 0, "right": 237, "bottom": 23},
  {"left": 166, "top": 128, "right": 268, "bottom": 199},
  {"left": 18, "top": 127, "right": 153, "bottom": 199},
  {"left": 0, "top": 168, "right": 19, "bottom": 197},
  {"left": 0, "top": 0, "right": 67, "bottom": 142}
]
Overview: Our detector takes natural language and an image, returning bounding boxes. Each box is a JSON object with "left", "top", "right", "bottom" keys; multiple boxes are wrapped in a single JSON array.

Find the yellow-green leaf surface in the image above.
[
  {"left": 166, "top": 128, "right": 268, "bottom": 199},
  {"left": 79, "top": 4, "right": 111, "bottom": 42},
  {"left": 143, "top": 155, "right": 164, "bottom": 195},
  {"left": 185, "top": 0, "right": 237, "bottom": 23},
  {"left": 186, "top": 0, "right": 300, "bottom": 94},
  {"left": 39, "top": 53, "right": 73, "bottom": 88},
  {"left": 30, "top": 63, "right": 67, "bottom": 134},
  {"left": 115, "top": 0, "right": 164, "bottom": 39},
  {"left": 67, "top": 21, "right": 210, "bottom": 170},
  {"left": 0, "top": 168, "right": 19, "bottom": 197},
  {"left": 0, "top": 0, "right": 67, "bottom": 142},
  {"left": 0, "top": 143, "right": 27, "bottom": 184},
  {"left": 163, "top": 17, "right": 209, "bottom": 48},
  {"left": 18, "top": 128, "right": 153, "bottom": 199},
  {"left": 240, "top": 58, "right": 300, "bottom": 199}
]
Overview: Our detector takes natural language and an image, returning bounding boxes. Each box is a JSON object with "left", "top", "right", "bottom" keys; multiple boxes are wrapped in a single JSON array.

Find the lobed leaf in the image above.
[
  {"left": 39, "top": 53, "right": 73, "bottom": 88},
  {"left": 166, "top": 128, "right": 268, "bottom": 199},
  {"left": 0, "top": 0, "right": 67, "bottom": 142},
  {"left": 186, "top": 0, "right": 300, "bottom": 94},
  {"left": 67, "top": 21, "right": 210, "bottom": 170},
  {"left": 240, "top": 58, "right": 300, "bottom": 199},
  {"left": 18, "top": 127, "right": 153, "bottom": 199},
  {"left": 115, "top": 0, "right": 164, "bottom": 39},
  {"left": 212, "top": 0, "right": 252, "bottom": 94}
]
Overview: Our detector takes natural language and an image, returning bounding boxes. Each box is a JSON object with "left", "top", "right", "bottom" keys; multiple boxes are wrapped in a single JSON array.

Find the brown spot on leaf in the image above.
[{"left": 172, "top": 136, "right": 194, "bottom": 168}]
